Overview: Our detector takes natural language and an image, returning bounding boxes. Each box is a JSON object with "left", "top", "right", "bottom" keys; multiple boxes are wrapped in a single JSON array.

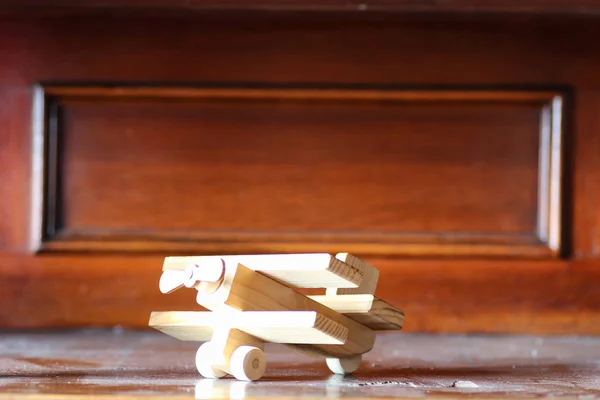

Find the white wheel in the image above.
[
  {"left": 326, "top": 354, "right": 362, "bottom": 374},
  {"left": 229, "top": 345, "right": 266, "bottom": 381},
  {"left": 196, "top": 342, "right": 227, "bottom": 379}
]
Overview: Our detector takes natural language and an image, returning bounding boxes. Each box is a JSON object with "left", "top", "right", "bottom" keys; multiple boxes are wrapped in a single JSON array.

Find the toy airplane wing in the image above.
[
  {"left": 158, "top": 253, "right": 374, "bottom": 292},
  {"left": 149, "top": 310, "right": 348, "bottom": 344},
  {"left": 149, "top": 294, "right": 403, "bottom": 342}
]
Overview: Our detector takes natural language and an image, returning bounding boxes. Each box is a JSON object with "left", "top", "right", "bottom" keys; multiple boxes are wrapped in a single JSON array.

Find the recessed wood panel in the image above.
[{"left": 33, "top": 86, "right": 563, "bottom": 257}]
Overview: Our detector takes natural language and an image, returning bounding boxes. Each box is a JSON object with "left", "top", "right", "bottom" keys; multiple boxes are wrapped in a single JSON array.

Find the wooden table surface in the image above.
[{"left": 0, "top": 330, "right": 598, "bottom": 399}]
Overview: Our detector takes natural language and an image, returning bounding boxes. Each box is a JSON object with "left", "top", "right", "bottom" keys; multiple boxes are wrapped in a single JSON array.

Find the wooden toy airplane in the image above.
[{"left": 149, "top": 253, "right": 404, "bottom": 381}]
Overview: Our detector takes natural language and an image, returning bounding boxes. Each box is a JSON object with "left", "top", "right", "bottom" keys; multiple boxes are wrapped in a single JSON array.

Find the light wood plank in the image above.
[
  {"left": 326, "top": 253, "right": 380, "bottom": 295},
  {"left": 149, "top": 311, "right": 348, "bottom": 344},
  {"left": 309, "top": 294, "right": 405, "bottom": 330},
  {"left": 192, "top": 262, "right": 376, "bottom": 357},
  {"left": 162, "top": 254, "right": 363, "bottom": 288}
]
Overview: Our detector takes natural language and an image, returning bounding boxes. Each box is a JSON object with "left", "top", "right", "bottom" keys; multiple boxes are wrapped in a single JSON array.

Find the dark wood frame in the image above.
[{"left": 33, "top": 85, "right": 566, "bottom": 258}]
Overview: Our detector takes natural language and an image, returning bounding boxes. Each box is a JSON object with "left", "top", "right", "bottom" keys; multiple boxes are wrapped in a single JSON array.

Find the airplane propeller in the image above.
[{"left": 159, "top": 258, "right": 225, "bottom": 294}]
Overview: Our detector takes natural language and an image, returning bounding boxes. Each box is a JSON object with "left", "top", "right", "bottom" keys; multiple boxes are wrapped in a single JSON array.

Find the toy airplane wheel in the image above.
[
  {"left": 326, "top": 354, "right": 362, "bottom": 374},
  {"left": 196, "top": 342, "right": 227, "bottom": 379},
  {"left": 230, "top": 345, "right": 266, "bottom": 381}
]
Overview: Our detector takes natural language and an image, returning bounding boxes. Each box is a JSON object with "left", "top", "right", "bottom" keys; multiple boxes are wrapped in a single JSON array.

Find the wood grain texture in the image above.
[
  {"left": 163, "top": 254, "right": 364, "bottom": 288},
  {"left": 149, "top": 311, "right": 348, "bottom": 344},
  {"left": 308, "top": 294, "right": 405, "bottom": 330},
  {"left": 0, "top": 87, "right": 32, "bottom": 252},
  {"left": 572, "top": 90, "right": 600, "bottom": 258},
  {"left": 327, "top": 253, "right": 380, "bottom": 295},
  {"left": 1, "top": 330, "right": 600, "bottom": 398},
  {"left": 1, "top": 13, "right": 600, "bottom": 332},
  {"left": 34, "top": 85, "right": 562, "bottom": 258},
  {"left": 192, "top": 262, "right": 376, "bottom": 357},
  {"left": 1, "top": 253, "right": 599, "bottom": 333}
]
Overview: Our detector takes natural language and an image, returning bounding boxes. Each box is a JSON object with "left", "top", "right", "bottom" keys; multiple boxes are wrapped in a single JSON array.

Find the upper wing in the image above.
[{"left": 161, "top": 253, "right": 376, "bottom": 290}]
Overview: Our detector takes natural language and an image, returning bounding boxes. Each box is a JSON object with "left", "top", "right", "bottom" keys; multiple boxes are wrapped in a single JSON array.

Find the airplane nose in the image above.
[
  {"left": 159, "top": 257, "right": 225, "bottom": 294},
  {"left": 184, "top": 258, "right": 225, "bottom": 288}
]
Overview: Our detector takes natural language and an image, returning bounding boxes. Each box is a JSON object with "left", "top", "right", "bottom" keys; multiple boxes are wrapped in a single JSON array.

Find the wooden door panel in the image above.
[
  {"left": 35, "top": 86, "right": 562, "bottom": 257},
  {"left": 0, "top": 12, "right": 598, "bottom": 332}
]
